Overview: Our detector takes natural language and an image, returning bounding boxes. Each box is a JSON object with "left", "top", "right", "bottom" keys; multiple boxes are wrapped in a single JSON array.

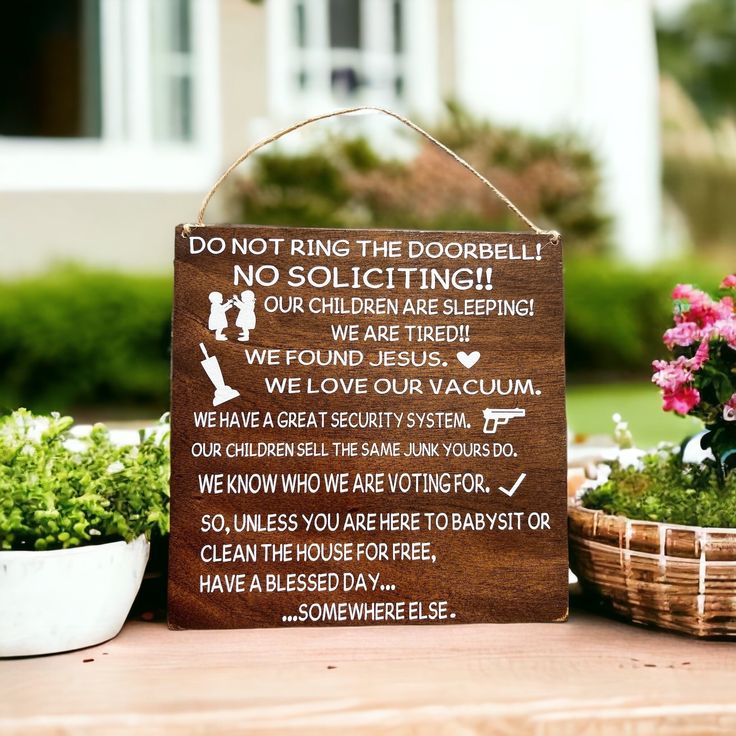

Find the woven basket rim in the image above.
[
  {"left": 571, "top": 494, "right": 736, "bottom": 536},
  {"left": 569, "top": 531, "right": 736, "bottom": 565}
]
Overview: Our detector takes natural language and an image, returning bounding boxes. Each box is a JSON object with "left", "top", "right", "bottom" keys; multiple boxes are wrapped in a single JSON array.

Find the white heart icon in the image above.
[{"left": 456, "top": 351, "right": 481, "bottom": 369}]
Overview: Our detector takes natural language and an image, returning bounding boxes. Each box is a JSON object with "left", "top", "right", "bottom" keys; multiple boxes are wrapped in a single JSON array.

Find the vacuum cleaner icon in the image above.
[{"left": 199, "top": 343, "right": 240, "bottom": 406}]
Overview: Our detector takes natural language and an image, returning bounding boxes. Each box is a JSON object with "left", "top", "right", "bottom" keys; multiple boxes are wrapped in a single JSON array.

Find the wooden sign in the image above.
[{"left": 168, "top": 225, "right": 568, "bottom": 629}]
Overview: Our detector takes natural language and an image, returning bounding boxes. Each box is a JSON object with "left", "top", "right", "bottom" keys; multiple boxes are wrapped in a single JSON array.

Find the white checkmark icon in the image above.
[{"left": 499, "top": 472, "right": 526, "bottom": 497}]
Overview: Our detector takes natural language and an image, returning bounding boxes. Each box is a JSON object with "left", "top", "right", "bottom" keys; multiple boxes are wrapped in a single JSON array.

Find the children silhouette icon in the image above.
[
  {"left": 208, "top": 292, "right": 233, "bottom": 341},
  {"left": 233, "top": 290, "right": 256, "bottom": 342}
]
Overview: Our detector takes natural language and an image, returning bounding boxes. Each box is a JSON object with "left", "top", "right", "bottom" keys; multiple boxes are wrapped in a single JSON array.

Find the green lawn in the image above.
[{"left": 566, "top": 382, "right": 702, "bottom": 449}]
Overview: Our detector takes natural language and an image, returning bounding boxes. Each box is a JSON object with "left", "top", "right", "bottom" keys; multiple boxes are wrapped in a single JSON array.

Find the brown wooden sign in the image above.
[{"left": 168, "top": 225, "right": 567, "bottom": 628}]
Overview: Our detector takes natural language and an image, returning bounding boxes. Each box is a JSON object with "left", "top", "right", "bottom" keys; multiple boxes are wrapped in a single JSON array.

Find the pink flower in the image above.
[
  {"left": 704, "top": 317, "right": 736, "bottom": 350},
  {"left": 657, "top": 275, "right": 736, "bottom": 425},
  {"left": 652, "top": 349, "right": 708, "bottom": 417},
  {"left": 652, "top": 356, "right": 693, "bottom": 392},
  {"left": 719, "top": 318, "right": 736, "bottom": 350},
  {"left": 662, "top": 386, "right": 701, "bottom": 415},
  {"left": 671, "top": 284, "right": 732, "bottom": 328},
  {"left": 690, "top": 339, "right": 710, "bottom": 369},
  {"left": 663, "top": 321, "right": 700, "bottom": 348},
  {"left": 672, "top": 283, "right": 697, "bottom": 300},
  {"left": 719, "top": 296, "right": 735, "bottom": 316},
  {"left": 725, "top": 395, "right": 736, "bottom": 422}
]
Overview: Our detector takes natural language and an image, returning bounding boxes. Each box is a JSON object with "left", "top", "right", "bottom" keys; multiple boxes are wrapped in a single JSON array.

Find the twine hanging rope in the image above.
[{"left": 183, "top": 106, "right": 560, "bottom": 244}]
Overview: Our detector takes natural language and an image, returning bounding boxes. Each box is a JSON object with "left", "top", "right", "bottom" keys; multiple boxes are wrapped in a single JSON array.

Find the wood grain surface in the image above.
[
  {"left": 169, "top": 226, "right": 567, "bottom": 628},
  {"left": 3, "top": 600, "right": 736, "bottom": 735}
]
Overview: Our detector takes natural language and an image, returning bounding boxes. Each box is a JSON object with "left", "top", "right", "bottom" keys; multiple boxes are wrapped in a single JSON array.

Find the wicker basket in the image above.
[{"left": 569, "top": 500, "right": 736, "bottom": 638}]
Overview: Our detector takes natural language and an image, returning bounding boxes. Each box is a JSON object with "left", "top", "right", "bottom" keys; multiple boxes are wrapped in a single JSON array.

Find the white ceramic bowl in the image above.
[{"left": 0, "top": 535, "right": 149, "bottom": 657}]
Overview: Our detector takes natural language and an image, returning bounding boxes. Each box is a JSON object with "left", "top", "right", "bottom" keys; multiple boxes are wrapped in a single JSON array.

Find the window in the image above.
[
  {"left": 0, "top": 0, "right": 219, "bottom": 190},
  {"left": 292, "top": 0, "right": 404, "bottom": 103},
  {"left": 151, "top": 0, "right": 196, "bottom": 142},
  {"left": 328, "top": 0, "right": 363, "bottom": 97},
  {"left": 269, "top": 0, "right": 436, "bottom": 117},
  {"left": 0, "top": 1, "right": 102, "bottom": 138}
]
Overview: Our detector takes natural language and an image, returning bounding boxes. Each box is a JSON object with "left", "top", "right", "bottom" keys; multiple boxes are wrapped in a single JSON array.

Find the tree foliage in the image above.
[{"left": 658, "top": 0, "right": 736, "bottom": 121}]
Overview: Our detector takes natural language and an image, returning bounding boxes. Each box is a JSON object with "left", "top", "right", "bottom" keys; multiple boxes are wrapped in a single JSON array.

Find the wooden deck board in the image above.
[{"left": 2, "top": 594, "right": 736, "bottom": 735}]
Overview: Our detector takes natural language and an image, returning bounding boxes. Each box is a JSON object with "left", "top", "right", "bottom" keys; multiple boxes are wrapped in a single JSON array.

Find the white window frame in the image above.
[
  {"left": 0, "top": 0, "right": 220, "bottom": 192},
  {"left": 266, "top": 0, "right": 439, "bottom": 123}
]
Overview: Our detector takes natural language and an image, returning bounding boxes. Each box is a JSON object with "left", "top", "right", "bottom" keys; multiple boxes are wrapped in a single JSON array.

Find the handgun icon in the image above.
[{"left": 482, "top": 407, "right": 526, "bottom": 434}]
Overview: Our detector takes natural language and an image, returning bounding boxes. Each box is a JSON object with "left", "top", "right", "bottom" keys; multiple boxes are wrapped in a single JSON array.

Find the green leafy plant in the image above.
[{"left": 0, "top": 409, "right": 170, "bottom": 551}]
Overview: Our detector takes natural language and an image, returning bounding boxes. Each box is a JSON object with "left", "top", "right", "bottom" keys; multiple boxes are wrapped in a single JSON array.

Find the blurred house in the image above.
[
  {"left": 2, "top": 0, "right": 661, "bottom": 273},
  {"left": 654, "top": 0, "right": 693, "bottom": 20}
]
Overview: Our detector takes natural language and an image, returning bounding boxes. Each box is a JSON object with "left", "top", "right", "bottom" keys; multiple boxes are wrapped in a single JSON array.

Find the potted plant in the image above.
[
  {"left": 569, "top": 274, "right": 736, "bottom": 637},
  {"left": 0, "top": 409, "right": 169, "bottom": 656}
]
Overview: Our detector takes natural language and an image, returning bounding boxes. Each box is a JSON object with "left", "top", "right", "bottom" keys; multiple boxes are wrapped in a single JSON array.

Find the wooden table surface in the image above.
[{"left": 2, "top": 591, "right": 736, "bottom": 736}]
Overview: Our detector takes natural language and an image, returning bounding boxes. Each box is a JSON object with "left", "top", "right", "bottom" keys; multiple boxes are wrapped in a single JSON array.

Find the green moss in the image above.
[{"left": 582, "top": 450, "right": 736, "bottom": 527}]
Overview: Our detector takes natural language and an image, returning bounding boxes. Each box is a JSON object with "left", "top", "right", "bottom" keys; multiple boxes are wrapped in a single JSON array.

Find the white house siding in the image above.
[
  {"left": 453, "top": 0, "right": 662, "bottom": 263},
  {"left": 1, "top": 0, "right": 663, "bottom": 275}
]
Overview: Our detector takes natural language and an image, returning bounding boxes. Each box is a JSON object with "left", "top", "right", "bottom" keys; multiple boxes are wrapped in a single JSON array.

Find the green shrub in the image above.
[
  {"left": 564, "top": 259, "right": 722, "bottom": 377},
  {"left": 0, "top": 267, "right": 171, "bottom": 412},
  {"left": 234, "top": 105, "right": 611, "bottom": 255},
  {"left": 0, "top": 409, "right": 170, "bottom": 550}
]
